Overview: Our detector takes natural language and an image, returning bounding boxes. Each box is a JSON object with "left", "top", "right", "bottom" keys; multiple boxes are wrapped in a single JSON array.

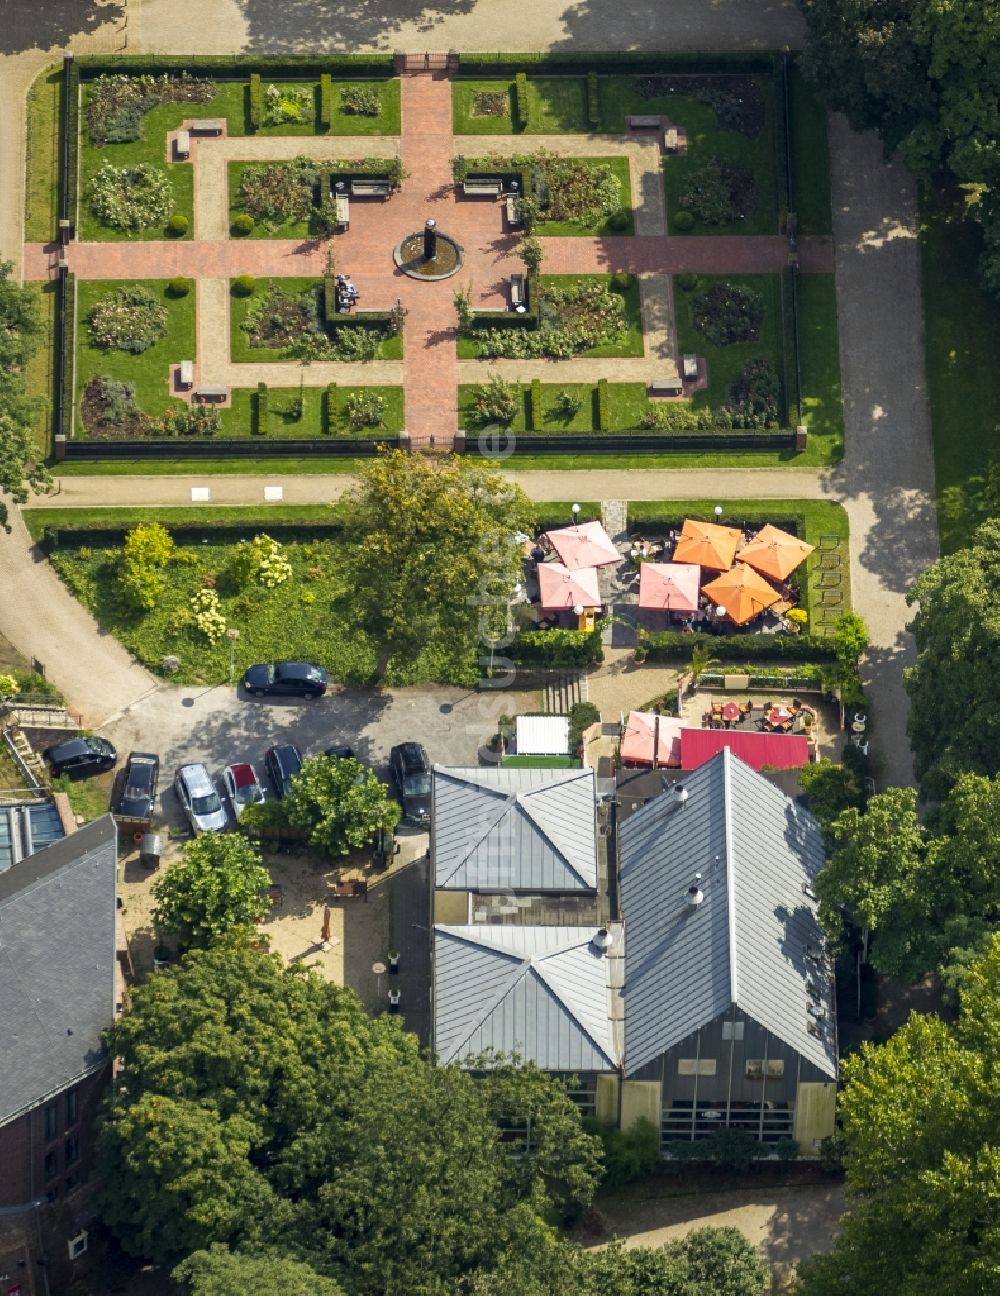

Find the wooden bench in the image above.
[
  {"left": 194, "top": 385, "right": 228, "bottom": 403},
  {"left": 174, "top": 130, "right": 190, "bottom": 159},
  {"left": 334, "top": 194, "right": 350, "bottom": 229},
  {"left": 335, "top": 878, "right": 368, "bottom": 899},
  {"left": 510, "top": 273, "right": 526, "bottom": 308},
  {"left": 350, "top": 178, "right": 391, "bottom": 198},
  {"left": 664, "top": 127, "right": 680, "bottom": 153},
  {"left": 462, "top": 178, "right": 503, "bottom": 198},
  {"left": 190, "top": 118, "right": 225, "bottom": 135},
  {"left": 505, "top": 193, "right": 521, "bottom": 227},
  {"left": 179, "top": 360, "right": 194, "bottom": 388},
  {"left": 682, "top": 354, "right": 699, "bottom": 381},
  {"left": 649, "top": 377, "right": 684, "bottom": 397},
  {"left": 628, "top": 114, "right": 661, "bottom": 130}
]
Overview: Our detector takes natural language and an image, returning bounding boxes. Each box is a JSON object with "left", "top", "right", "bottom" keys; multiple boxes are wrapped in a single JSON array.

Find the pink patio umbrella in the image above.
[
  {"left": 620, "top": 710, "right": 683, "bottom": 768},
  {"left": 546, "top": 519, "right": 621, "bottom": 570},
  {"left": 638, "top": 562, "right": 701, "bottom": 613},
  {"left": 537, "top": 562, "right": 601, "bottom": 613}
]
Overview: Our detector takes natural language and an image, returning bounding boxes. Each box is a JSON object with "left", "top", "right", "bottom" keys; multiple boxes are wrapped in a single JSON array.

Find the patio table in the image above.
[
  {"left": 767, "top": 707, "right": 792, "bottom": 727},
  {"left": 721, "top": 702, "right": 742, "bottom": 722}
]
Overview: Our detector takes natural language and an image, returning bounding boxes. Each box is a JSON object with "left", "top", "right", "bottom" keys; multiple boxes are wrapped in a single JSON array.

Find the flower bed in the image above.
[
  {"left": 235, "top": 157, "right": 316, "bottom": 230},
  {"left": 678, "top": 159, "right": 755, "bottom": 226},
  {"left": 87, "top": 160, "right": 173, "bottom": 232},
  {"left": 87, "top": 286, "right": 168, "bottom": 354},
  {"left": 236, "top": 282, "right": 400, "bottom": 362},
  {"left": 691, "top": 282, "right": 765, "bottom": 345},
  {"left": 454, "top": 150, "right": 631, "bottom": 235},
  {"left": 86, "top": 72, "right": 216, "bottom": 146},
  {"left": 262, "top": 82, "right": 314, "bottom": 127},
  {"left": 469, "top": 275, "right": 641, "bottom": 360}
]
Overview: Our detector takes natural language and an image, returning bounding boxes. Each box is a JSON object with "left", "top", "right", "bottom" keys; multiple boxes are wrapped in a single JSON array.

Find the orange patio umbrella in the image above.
[
  {"left": 702, "top": 563, "right": 780, "bottom": 626},
  {"left": 736, "top": 524, "right": 815, "bottom": 582},
  {"left": 673, "top": 518, "right": 741, "bottom": 571}
]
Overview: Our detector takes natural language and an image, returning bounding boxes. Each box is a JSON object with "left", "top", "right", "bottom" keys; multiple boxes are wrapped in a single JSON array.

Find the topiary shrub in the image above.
[
  {"left": 607, "top": 209, "right": 629, "bottom": 231},
  {"left": 514, "top": 72, "right": 530, "bottom": 130},
  {"left": 254, "top": 381, "right": 268, "bottom": 435},
  {"left": 166, "top": 213, "right": 189, "bottom": 237},
  {"left": 596, "top": 377, "right": 609, "bottom": 430},
  {"left": 675, "top": 271, "right": 700, "bottom": 292},
  {"left": 609, "top": 270, "right": 631, "bottom": 292},
  {"left": 249, "top": 72, "right": 262, "bottom": 129},
  {"left": 232, "top": 213, "right": 254, "bottom": 236},
  {"left": 319, "top": 73, "right": 333, "bottom": 128},
  {"left": 672, "top": 209, "right": 695, "bottom": 231},
  {"left": 232, "top": 275, "right": 256, "bottom": 298},
  {"left": 586, "top": 71, "right": 600, "bottom": 130},
  {"left": 167, "top": 276, "right": 190, "bottom": 298}
]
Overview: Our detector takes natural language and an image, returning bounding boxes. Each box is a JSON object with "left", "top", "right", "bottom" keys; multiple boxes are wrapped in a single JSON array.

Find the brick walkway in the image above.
[{"left": 22, "top": 69, "right": 833, "bottom": 444}]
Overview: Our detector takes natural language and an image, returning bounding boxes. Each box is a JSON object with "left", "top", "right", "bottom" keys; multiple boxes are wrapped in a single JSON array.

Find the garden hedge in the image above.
[
  {"left": 509, "top": 627, "right": 604, "bottom": 668},
  {"left": 323, "top": 274, "right": 336, "bottom": 325},
  {"left": 59, "top": 271, "right": 76, "bottom": 442},
  {"left": 319, "top": 73, "right": 333, "bottom": 128},
  {"left": 455, "top": 51, "right": 778, "bottom": 75},
  {"left": 61, "top": 437, "right": 395, "bottom": 461},
  {"left": 63, "top": 58, "right": 81, "bottom": 238},
  {"left": 254, "top": 382, "right": 268, "bottom": 435},
  {"left": 529, "top": 378, "right": 542, "bottom": 430},
  {"left": 322, "top": 383, "right": 337, "bottom": 434},
  {"left": 249, "top": 73, "right": 262, "bottom": 129},
  {"left": 587, "top": 73, "right": 600, "bottom": 130},
  {"left": 514, "top": 73, "right": 530, "bottom": 130},
  {"left": 75, "top": 54, "right": 396, "bottom": 79},
  {"left": 643, "top": 631, "right": 837, "bottom": 663},
  {"left": 596, "top": 378, "right": 609, "bottom": 431}
]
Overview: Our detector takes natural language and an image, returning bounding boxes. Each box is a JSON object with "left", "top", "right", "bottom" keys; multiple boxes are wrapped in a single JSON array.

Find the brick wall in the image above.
[{"left": 0, "top": 1068, "right": 108, "bottom": 1209}]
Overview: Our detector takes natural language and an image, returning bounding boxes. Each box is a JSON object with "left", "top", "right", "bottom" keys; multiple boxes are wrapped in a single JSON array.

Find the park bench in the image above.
[
  {"left": 648, "top": 377, "right": 684, "bottom": 397},
  {"left": 462, "top": 178, "right": 503, "bottom": 197},
  {"left": 334, "top": 194, "right": 350, "bottom": 229},
  {"left": 664, "top": 127, "right": 680, "bottom": 153},
  {"left": 510, "top": 273, "right": 527, "bottom": 309},
  {"left": 179, "top": 360, "right": 194, "bottom": 388},
  {"left": 350, "top": 178, "right": 392, "bottom": 198},
  {"left": 682, "top": 354, "right": 699, "bottom": 381},
  {"left": 190, "top": 118, "right": 225, "bottom": 135},
  {"left": 505, "top": 193, "right": 521, "bottom": 227},
  {"left": 628, "top": 114, "right": 661, "bottom": 130},
  {"left": 174, "top": 130, "right": 190, "bottom": 159},
  {"left": 194, "top": 385, "right": 228, "bottom": 403}
]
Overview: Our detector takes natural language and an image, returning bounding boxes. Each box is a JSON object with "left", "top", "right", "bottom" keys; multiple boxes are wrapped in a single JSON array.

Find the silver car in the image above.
[{"left": 174, "top": 763, "right": 228, "bottom": 835}]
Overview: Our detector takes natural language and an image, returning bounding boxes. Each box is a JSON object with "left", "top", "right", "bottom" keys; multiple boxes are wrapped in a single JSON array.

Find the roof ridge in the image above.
[
  {"left": 529, "top": 945, "right": 617, "bottom": 1069},
  {"left": 722, "top": 748, "right": 738, "bottom": 1003},
  {"left": 512, "top": 794, "right": 591, "bottom": 889},
  {"left": 434, "top": 930, "right": 531, "bottom": 1062},
  {"left": 435, "top": 788, "right": 518, "bottom": 887}
]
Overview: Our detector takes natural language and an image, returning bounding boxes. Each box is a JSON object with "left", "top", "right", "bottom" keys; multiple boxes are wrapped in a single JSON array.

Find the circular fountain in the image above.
[{"left": 394, "top": 218, "right": 464, "bottom": 281}]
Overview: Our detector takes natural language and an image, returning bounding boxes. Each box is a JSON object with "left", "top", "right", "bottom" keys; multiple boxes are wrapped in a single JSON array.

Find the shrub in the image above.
[
  {"left": 88, "top": 160, "right": 172, "bottom": 231},
  {"left": 87, "top": 286, "right": 168, "bottom": 354},
  {"left": 607, "top": 209, "right": 629, "bottom": 231},
  {"left": 609, "top": 270, "right": 630, "bottom": 292},
  {"left": 679, "top": 159, "right": 754, "bottom": 225},
  {"left": 255, "top": 381, "right": 268, "bottom": 435},
  {"left": 568, "top": 700, "right": 601, "bottom": 751},
  {"left": 676, "top": 271, "right": 700, "bottom": 292},
  {"left": 117, "top": 523, "right": 175, "bottom": 610},
  {"left": 672, "top": 209, "right": 695, "bottom": 230},
  {"left": 345, "top": 390, "right": 386, "bottom": 429},
  {"left": 514, "top": 72, "right": 531, "bottom": 130},
  {"left": 166, "top": 213, "right": 189, "bottom": 236},
  {"left": 584, "top": 1117, "right": 659, "bottom": 1187},
  {"left": 190, "top": 587, "right": 226, "bottom": 642},
  {"left": 691, "top": 282, "right": 765, "bottom": 346},
  {"left": 249, "top": 533, "right": 291, "bottom": 588},
  {"left": 774, "top": 1138, "right": 800, "bottom": 1163},
  {"left": 341, "top": 84, "right": 380, "bottom": 116},
  {"left": 319, "top": 73, "right": 333, "bottom": 127},
  {"left": 248, "top": 72, "right": 262, "bottom": 129},
  {"left": 167, "top": 276, "right": 190, "bottom": 298},
  {"left": 232, "top": 212, "right": 254, "bottom": 236},
  {"left": 586, "top": 72, "right": 600, "bottom": 129},
  {"left": 529, "top": 378, "right": 542, "bottom": 429},
  {"left": 262, "top": 82, "right": 313, "bottom": 126},
  {"left": 596, "top": 377, "right": 609, "bottom": 430},
  {"left": 232, "top": 275, "right": 256, "bottom": 297},
  {"left": 520, "top": 235, "right": 544, "bottom": 275},
  {"left": 322, "top": 383, "right": 337, "bottom": 433},
  {"left": 469, "top": 373, "right": 519, "bottom": 426}
]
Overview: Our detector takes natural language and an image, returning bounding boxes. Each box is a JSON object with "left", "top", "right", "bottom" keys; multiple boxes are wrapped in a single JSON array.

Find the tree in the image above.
[
  {"left": 97, "top": 946, "right": 602, "bottom": 1293},
  {"left": 798, "top": 757, "right": 864, "bottom": 840},
  {"left": 831, "top": 610, "right": 869, "bottom": 676},
  {"left": 797, "top": 935, "right": 1000, "bottom": 1296},
  {"left": 341, "top": 451, "right": 532, "bottom": 684},
  {"left": 0, "top": 262, "right": 49, "bottom": 531},
  {"left": 151, "top": 834, "right": 270, "bottom": 948},
  {"left": 284, "top": 754, "right": 400, "bottom": 856},
  {"left": 117, "top": 522, "right": 175, "bottom": 610},
  {"left": 174, "top": 1246, "right": 345, "bottom": 1296}
]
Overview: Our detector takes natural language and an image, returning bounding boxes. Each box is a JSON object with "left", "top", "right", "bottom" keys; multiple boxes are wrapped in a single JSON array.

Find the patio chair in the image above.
[
  {"left": 818, "top": 573, "right": 842, "bottom": 587},
  {"left": 819, "top": 534, "right": 841, "bottom": 550},
  {"left": 820, "top": 551, "right": 842, "bottom": 568},
  {"left": 820, "top": 590, "right": 844, "bottom": 606}
]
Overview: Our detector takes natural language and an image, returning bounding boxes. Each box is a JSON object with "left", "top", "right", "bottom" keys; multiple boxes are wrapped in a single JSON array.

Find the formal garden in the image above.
[
  {"left": 454, "top": 151, "right": 633, "bottom": 235},
  {"left": 227, "top": 155, "right": 404, "bottom": 239},
  {"left": 229, "top": 276, "right": 404, "bottom": 362}
]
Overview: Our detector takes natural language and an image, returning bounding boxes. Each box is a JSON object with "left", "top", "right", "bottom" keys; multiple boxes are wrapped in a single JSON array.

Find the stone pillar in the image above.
[{"left": 423, "top": 218, "right": 437, "bottom": 262}]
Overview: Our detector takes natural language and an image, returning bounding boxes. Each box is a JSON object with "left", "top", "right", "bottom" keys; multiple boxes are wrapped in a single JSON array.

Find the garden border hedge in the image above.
[
  {"left": 513, "top": 72, "right": 530, "bottom": 130},
  {"left": 322, "top": 383, "right": 337, "bottom": 434},
  {"left": 463, "top": 430, "right": 794, "bottom": 453},
  {"left": 454, "top": 51, "right": 778, "bottom": 76},
  {"left": 62, "top": 435, "right": 396, "bottom": 460},
  {"left": 74, "top": 55, "right": 396, "bottom": 79},
  {"left": 509, "top": 627, "right": 604, "bottom": 668},
  {"left": 57, "top": 271, "right": 76, "bottom": 442},
  {"left": 319, "top": 73, "right": 333, "bottom": 128},
  {"left": 254, "top": 381, "right": 268, "bottom": 435},
  {"left": 249, "top": 72, "right": 262, "bottom": 129},
  {"left": 643, "top": 631, "right": 837, "bottom": 663}
]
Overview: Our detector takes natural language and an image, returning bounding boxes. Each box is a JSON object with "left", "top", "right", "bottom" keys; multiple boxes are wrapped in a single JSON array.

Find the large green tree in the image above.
[
  {"left": 905, "top": 519, "right": 1000, "bottom": 799},
  {"left": 283, "top": 754, "right": 400, "bottom": 856},
  {"left": 174, "top": 1246, "right": 345, "bottom": 1296},
  {"left": 0, "top": 261, "right": 49, "bottom": 531},
  {"left": 342, "top": 451, "right": 532, "bottom": 684},
  {"left": 797, "top": 935, "right": 1000, "bottom": 1296},
  {"left": 151, "top": 834, "right": 271, "bottom": 948},
  {"left": 97, "top": 947, "right": 602, "bottom": 1291}
]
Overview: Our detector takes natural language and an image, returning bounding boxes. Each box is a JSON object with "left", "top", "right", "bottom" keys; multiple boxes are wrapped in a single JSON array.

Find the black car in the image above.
[
  {"left": 44, "top": 735, "right": 117, "bottom": 779},
  {"left": 243, "top": 661, "right": 328, "bottom": 700},
  {"left": 265, "top": 744, "right": 303, "bottom": 798},
  {"left": 117, "top": 751, "right": 160, "bottom": 822},
  {"left": 389, "top": 742, "right": 431, "bottom": 824}
]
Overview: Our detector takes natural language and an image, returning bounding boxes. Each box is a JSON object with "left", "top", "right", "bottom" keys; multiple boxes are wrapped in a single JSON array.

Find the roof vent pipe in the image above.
[
  {"left": 686, "top": 872, "right": 704, "bottom": 907},
  {"left": 674, "top": 783, "right": 689, "bottom": 806},
  {"left": 591, "top": 927, "right": 614, "bottom": 955}
]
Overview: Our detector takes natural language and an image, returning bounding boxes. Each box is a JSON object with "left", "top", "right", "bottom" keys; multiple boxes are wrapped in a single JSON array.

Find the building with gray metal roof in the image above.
[
  {"left": 433, "top": 923, "right": 623, "bottom": 1073},
  {"left": 619, "top": 749, "right": 836, "bottom": 1146},
  {"left": 432, "top": 766, "right": 597, "bottom": 893}
]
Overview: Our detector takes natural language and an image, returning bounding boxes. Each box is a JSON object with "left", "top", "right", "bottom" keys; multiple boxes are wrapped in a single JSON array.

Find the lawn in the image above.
[
  {"left": 459, "top": 381, "right": 654, "bottom": 433},
  {"left": 326, "top": 79, "right": 401, "bottom": 135},
  {"left": 25, "top": 66, "right": 62, "bottom": 242},
  {"left": 453, "top": 76, "right": 589, "bottom": 135},
  {"left": 796, "top": 273, "right": 844, "bottom": 460},
  {"left": 74, "top": 278, "right": 196, "bottom": 433},
  {"left": 674, "top": 272, "right": 785, "bottom": 413},
  {"left": 457, "top": 273, "right": 643, "bottom": 360},
  {"left": 24, "top": 282, "right": 57, "bottom": 457},
  {"left": 219, "top": 385, "right": 404, "bottom": 438},
  {"left": 52, "top": 771, "right": 112, "bottom": 823},
  {"left": 77, "top": 82, "right": 247, "bottom": 240},
  {"left": 502, "top": 756, "right": 582, "bottom": 768},
  {"left": 789, "top": 63, "right": 832, "bottom": 236},
  {"left": 921, "top": 188, "right": 1000, "bottom": 552},
  {"left": 229, "top": 278, "right": 403, "bottom": 361}
]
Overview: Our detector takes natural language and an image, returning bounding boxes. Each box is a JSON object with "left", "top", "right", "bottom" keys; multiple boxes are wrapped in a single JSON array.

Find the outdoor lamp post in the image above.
[
  {"left": 226, "top": 627, "right": 241, "bottom": 685},
  {"left": 571, "top": 502, "right": 581, "bottom": 525},
  {"left": 714, "top": 505, "right": 723, "bottom": 520},
  {"left": 716, "top": 605, "right": 727, "bottom": 619}
]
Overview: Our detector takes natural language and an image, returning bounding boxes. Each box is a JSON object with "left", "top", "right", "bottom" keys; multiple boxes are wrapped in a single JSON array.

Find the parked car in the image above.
[
  {"left": 265, "top": 744, "right": 303, "bottom": 799},
  {"left": 242, "top": 661, "right": 328, "bottom": 700},
  {"left": 389, "top": 742, "right": 432, "bottom": 824},
  {"left": 222, "top": 762, "right": 265, "bottom": 821},
  {"left": 116, "top": 752, "right": 160, "bottom": 822},
  {"left": 174, "top": 763, "right": 228, "bottom": 834},
  {"left": 44, "top": 735, "right": 117, "bottom": 779}
]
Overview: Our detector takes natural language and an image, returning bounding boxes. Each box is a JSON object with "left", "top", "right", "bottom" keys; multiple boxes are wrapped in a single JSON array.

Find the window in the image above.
[
  {"left": 44, "top": 1103, "right": 58, "bottom": 1141},
  {"left": 65, "top": 1171, "right": 81, "bottom": 1192},
  {"left": 722, "top": 1021, "right": 745, "bottom": 1041},
  {"left": 44, "top": 1150, "right": 58, "bottom": 1180},
  {"left": 745, "top": 1059, "right": 785, "bottom": 1081},
  {"left": 64, "top": 1135, "right": 79, "bottom": 1166},
  {"left": 65, "top": 1088, "right": 78, "bottom": 1126},
  {"left": 678, "top": 1058, "right": 717, "bottom": 1076}
]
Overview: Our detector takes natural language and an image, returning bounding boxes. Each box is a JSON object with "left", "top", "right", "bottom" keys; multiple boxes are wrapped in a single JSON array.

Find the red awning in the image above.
[{"left": 679, "top": 728, "right": 809, "bottom": 772}]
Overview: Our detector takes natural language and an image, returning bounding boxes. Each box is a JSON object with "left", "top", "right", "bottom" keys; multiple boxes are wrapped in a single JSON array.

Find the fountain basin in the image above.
[{"left": 393, "top": 230, "right": 464, "bottom": 281}]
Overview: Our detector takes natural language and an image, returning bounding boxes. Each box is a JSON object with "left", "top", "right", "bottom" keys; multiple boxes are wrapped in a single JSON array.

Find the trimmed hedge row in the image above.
[
  {"left": 64, "top": 58, "right": 81, "bottom": 240},
  {"left": 596, "top": 378, "right": 609, "bottom": 431},
  {"left": 509, "top": 627, "right": 604, "bottom": 668},
  {"left": 514, "top": 72, "right": 530, "bottom": 130},
  {"left": 254, "top": 381, "right": 268, "bottom": 435},
  {"left": 587, "top": 73, "right": 600, "bottom": 130},
  {"left": 643, "top": 631, "right": 838, "bottom": 663},
  {"left": 75, "top": 54, "right": 396, "bottom": 79},
  {"left": 455, "top": 51, "right": 778, "bottom": 75},
  {"left": 249, "top": 72, "right": 262, "bottom": 129},
  {"left": 62, "top": 437, "right": 395, "bottom": 461},
  {"left": 319, "top": 73, "right": 333, "bottom": 128},
  {"left": 322, "top": 383, "right": 337, "bottom": 434},
  {"left": 530, "top": 378, "right": 542, "bottom": 430},
  {"left": 59, "top": 271, "right": 76, "bottom": 442},
  {"left": 323, "top": 273, "right": 336, "bottom": 324}
]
